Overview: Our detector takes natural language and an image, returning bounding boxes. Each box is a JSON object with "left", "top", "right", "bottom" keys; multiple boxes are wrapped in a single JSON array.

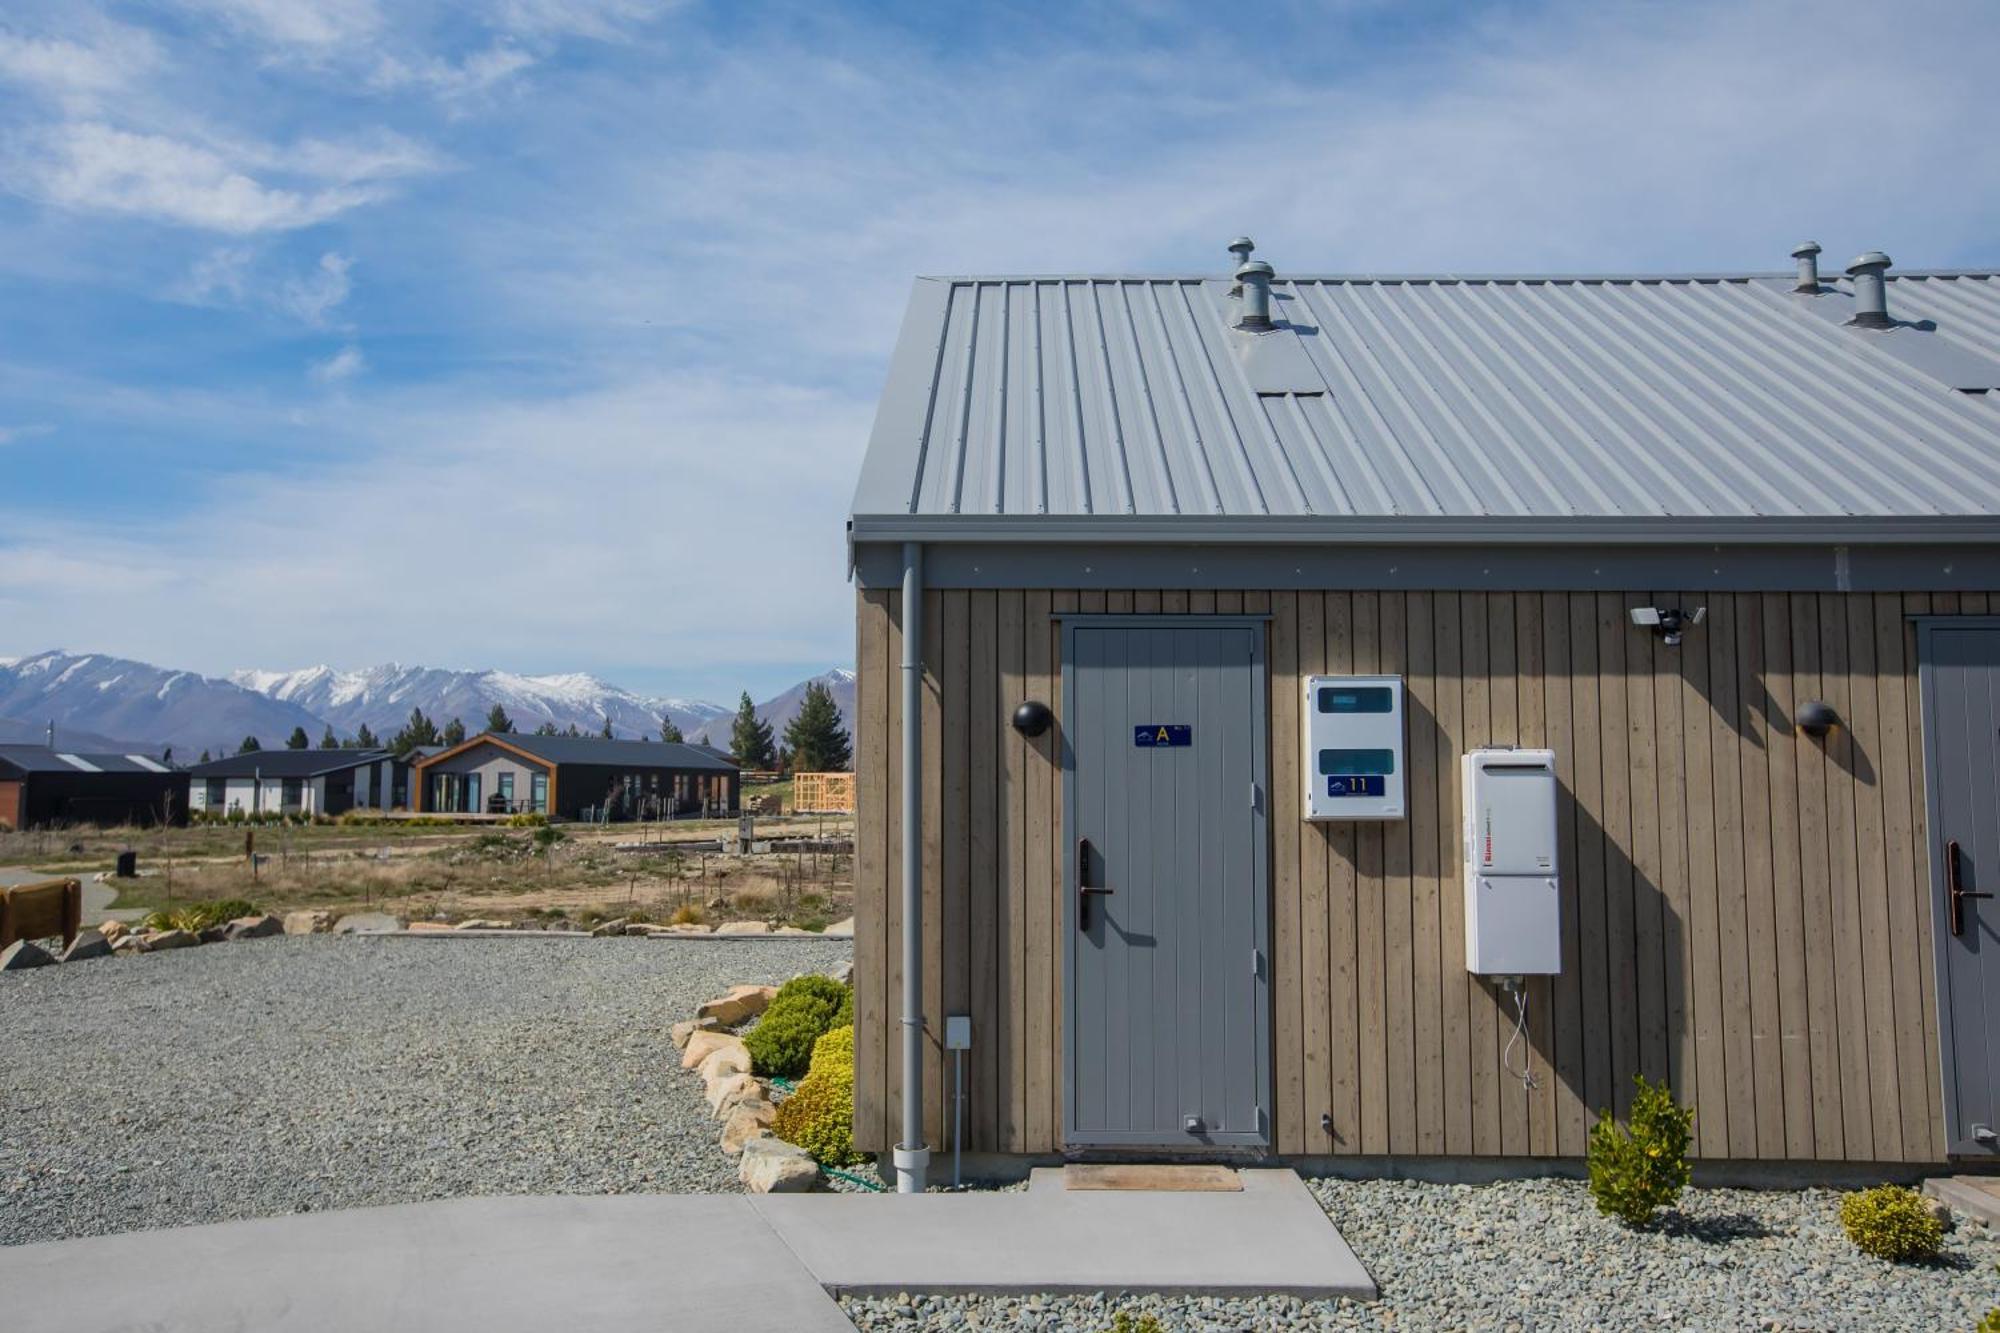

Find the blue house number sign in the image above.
[{"left": 1133, "top": 724, "right": 1192, "bottom": 748}]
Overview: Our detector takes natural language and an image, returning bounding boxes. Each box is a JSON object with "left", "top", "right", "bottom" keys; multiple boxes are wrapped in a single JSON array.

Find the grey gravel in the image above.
[
  {"left": 0, "top": 934, "right": 850, "bottom": 1246},
  {"left": 841, "top": 1176, "right": 2000, "bottom": 1331}
]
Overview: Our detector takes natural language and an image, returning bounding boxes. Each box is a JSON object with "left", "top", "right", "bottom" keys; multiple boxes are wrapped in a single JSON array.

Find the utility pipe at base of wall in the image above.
[{"left": 896, "top": 540, "right": 930, "bottom": 1194}]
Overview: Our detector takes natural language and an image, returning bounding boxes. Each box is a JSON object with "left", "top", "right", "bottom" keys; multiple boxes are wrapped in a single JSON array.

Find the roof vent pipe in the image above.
[
  {"left": 1791, "top": 241, "right": 1822, "bottom": 293},
  {"left": 1236, "top": 259, "right": 1275, "bottom": 331},
  {"left": 1227, "top": 236, "right": 1255, "bottom": 294},
  {"left": 1846, "top": 251, "right": 1893, "bottom": 328}
]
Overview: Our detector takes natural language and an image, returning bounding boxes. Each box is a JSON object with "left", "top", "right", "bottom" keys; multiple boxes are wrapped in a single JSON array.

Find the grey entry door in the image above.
[
  {"left": 1063, "top": 618, "right": 1270, "bottom": 1149},
  {"left": 1923, "top": 619, "right": 2000, "bottom": 1155}
]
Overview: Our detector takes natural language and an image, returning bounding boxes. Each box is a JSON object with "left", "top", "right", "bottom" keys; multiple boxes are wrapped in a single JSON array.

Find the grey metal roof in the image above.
[
  {"left": 0, "top": 745, "right": 180, "bottom": 776},
  {"left": 431, "top": 733, "right": 737, "bottom": 773},
  {"left": 187, "top": 749, "right": 392, "bottom": 779},
  {"left": 850, "top": 267, "right": 2000, "bottom": 545}
]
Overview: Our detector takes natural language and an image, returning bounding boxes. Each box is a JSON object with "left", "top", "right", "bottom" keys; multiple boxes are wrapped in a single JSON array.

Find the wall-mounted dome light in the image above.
[
  {"left": 1012, "top": 700, "right": 1053, "bottom": 738},
  {"left": 1796, "top": 700, "right": 1840, "bottom": 738}
]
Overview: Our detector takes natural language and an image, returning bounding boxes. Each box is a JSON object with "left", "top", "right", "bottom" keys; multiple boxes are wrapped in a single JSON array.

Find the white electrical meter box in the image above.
[
  {"left": 1302, "top": 675, "right": 1405, "bottom": 820},
  {"left": 1462, "top": 748, "right": 1561, "bottom": 975}
]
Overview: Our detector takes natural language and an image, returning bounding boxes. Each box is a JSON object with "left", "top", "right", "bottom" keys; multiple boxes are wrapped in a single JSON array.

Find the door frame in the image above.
[
  {"left": 1059, "top": 614, "right": 1274, "bottom": 1151},
  {"left": 1918, "top": 615, "right": 2000, "bottom": 1155}
]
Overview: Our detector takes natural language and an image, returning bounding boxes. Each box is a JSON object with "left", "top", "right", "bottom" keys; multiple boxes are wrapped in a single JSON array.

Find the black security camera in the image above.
[{"left": 1629, "top": 605, "right": 1706, "bottom": 647}]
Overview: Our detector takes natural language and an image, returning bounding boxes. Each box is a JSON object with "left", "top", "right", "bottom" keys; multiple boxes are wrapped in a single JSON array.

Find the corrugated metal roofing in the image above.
[
  {"left": 428, "top": 733, "right": 737, "bottom": 772},
  {"left": 187, "top": 749, "right": 392, "bottom": 779},
  {"left": 849, "top": 268, "right": 2000, "bottom": 544}
]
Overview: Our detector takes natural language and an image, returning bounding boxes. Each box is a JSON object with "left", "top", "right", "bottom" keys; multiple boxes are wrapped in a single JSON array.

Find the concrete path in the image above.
[
  {"left": 0, "top": 1195, "right": 854, "bottom": 1333},
  {"left": 0, "top": 1170, "right": 1375, "bottom": 1330},
  {"left": 752, "top": 1167, "right": 1376, "bottom": 1299}
]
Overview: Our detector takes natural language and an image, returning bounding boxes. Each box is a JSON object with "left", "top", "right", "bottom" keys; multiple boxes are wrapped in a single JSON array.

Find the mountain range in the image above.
[{"left": 0, "top": 651, "right": 854, "bottom": 760}]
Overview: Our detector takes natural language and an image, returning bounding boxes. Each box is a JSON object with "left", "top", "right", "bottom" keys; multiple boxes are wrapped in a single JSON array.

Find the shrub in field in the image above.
[
  {"left": 1839, "top": 1185, "right": 1944, "bottom": 1261},
  {"left": 1587, "top": 1075, "right": 1694, "bottom": 1227},
  {"left": 1106, "top": 1314, "right": 1164, "bottom": 1333},
  {"left": 669, "top": 903, "right": 705, "bottom": 926},
  {"left": 746, "top": 974, "right": 852, "bottom": 1078},
  {"left": 143, "top": 898, "right": 262, "bottom": 933},
  {"left": 772, "top": 1025, "right": 859, "bottom": 1166},
  {"left": 504, "top": 812, "right": 548, "bottom": 828},
  {"left": 1981, "top": 1308, "right": 2000, "bottom": 1333}
]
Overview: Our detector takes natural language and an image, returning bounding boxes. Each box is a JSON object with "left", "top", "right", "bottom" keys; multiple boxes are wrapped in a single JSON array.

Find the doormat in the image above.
[{"left": 1062, "top": 1164, "right": 1243, "bottom": 1192}]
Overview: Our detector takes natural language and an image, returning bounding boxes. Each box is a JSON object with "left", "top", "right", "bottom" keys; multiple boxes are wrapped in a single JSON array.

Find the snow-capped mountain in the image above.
[
  {"left": 227, "top": 664, "right": 730, "bottom": 742},
  {"left": 691, "top": 668, "right": 856, "bottom": 749},
  {"left": 1, "top": 649, "right": 853, "bottom": 758},
  {"left": 0, "top": 651, "right": 323, "bottom": 756}
]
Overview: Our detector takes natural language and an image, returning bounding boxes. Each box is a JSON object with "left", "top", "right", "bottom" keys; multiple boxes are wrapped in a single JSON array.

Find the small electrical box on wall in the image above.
[
  {"left": 1302, "top": 675, "right": 1405, "bottom": 820},
  {"left": 1462, "top": 748, "right": 1560, "bottom": 974}
]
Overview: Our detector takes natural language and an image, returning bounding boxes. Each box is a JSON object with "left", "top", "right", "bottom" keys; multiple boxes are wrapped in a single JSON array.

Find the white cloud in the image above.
[
  {"left": 370, "top": 43, "right": 535, "bottom": 103},
  {"left": 308, "top": 342, "right": 364, "bottom": 382},
  {"left": 170, "top": 0, "right": 383, "bottom": 49},
  {"left": 0, "top": 423, "right": 55, "bottom": 446},
  {"left": 3, "top": 122, "right": 437, "bottom": 234},
  {"left": 493, "top": 0, "right": 678, "bottom": 39},
  {"left": 281, "top": 251, "right": 354, "bottom": 325},
  {"left": 0, "top": 23, "right": 157, "bottom": 107}
]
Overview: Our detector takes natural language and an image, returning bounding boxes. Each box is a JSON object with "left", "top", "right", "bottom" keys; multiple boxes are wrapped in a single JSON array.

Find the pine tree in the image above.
[
  {"left": 563, "top": 722, "right": 582, "bottom": 738},
  {"left": 285, "top": 726, "right": 310, "bottom": 750},
  {"left": 199, "top": 749, "right": 211, "bottom": 765},
  {"left": 442, "top": 717, "right": 467, "bottom": 746},
  {"left": 533, "top": 721, "right": 560, "bottom": 736},
  {"left": 600, "top": 712, "right": 614, "bottom": 739},
  {"left": 783, "top": 680, "right": 852, "bottom": 771},
  {"left": 659, "top": 713, "right": 684, "bottom": 743},
  {"left": 390, "top": 707, "right": 440, "bottom": 757},
  {"left": 729, "top": 691, "right": 776, "bottom": 769},
  {"left": 485, "top": 704, "right": 515, "bottom": 734},
  {"left": 238, "top": 735, "right": 262, "bottom": 754},
  {"left": 354, "top": 723, "right": 379, "bottom": 749},
  {"left": 162, "top": 745, "right": 174, "bottom": 767},
  {"left": 319, "top": 726, "right": 339, "bottom": 749}
]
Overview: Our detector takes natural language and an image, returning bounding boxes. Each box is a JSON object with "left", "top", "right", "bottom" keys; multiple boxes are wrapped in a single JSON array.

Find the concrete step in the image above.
[{"left": 1924, "top": 1175, "right": 2000, "bottom": 1226}]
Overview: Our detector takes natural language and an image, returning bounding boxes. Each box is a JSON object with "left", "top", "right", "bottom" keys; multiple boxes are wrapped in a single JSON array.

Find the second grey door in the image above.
[
  {"left": 1064, "top": 620, "right": 1270, "bottom": 1148},
  {"left": 1923, "top": 620, "right": 2000, "bottom": 1155}
]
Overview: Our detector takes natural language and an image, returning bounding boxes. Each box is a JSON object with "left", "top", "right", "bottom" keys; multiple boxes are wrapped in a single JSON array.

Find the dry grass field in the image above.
[{"left": 0, "top": 808, "right": 853, "bottom": 932}]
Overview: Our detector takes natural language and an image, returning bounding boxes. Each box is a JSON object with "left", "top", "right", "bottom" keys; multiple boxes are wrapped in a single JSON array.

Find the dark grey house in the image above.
[
  {"left": 411, "top": 733, "right": 739, "bottom": 820},
  {"left": 0, "top": 745, "right": 189, "bottom": 829},
  {"left": 186, "top": 749, "right": 408, "bottom": 817}
]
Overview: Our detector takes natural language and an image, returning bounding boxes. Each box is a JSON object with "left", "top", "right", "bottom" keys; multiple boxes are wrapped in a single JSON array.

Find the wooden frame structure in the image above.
[{"left": 793, "top": 771, "right": 856, "bottom": 814}]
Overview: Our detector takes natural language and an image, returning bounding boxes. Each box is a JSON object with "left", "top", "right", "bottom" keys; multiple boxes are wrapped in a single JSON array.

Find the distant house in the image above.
[
  {"left": 0, "top": 745, "right": 189, "bottom": 829},
  {"left": 411, "top": 733, "right": 739, "bottom": 820},
  {"left": 186, "top": 749, "right": 408, "bottom": 817}
]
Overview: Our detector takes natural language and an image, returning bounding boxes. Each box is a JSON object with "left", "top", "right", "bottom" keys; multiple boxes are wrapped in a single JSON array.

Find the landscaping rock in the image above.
[
  {"left": 822, "top": 916, "right": 855, "bottom": 938},
  {"left": 705, "top": 1071, "right": 761, "bottom": 1117},
  {"left": 58, "top": 930, "right": 114, "bottom": 963},
  {"left": 145, "top": 929, "right": 198, "bottom": 951},
  {"left": 826, "top": 962, "right": 854, "bottom": 986},
  {"left": 225, "top": 915, "right": 285, "bottom": 941},
  {"left": 713, "top": 921, "right": 772, "bottom": 937},
  {"left": 660, "top": 923, "right": 712, "bottom": 935},
  {"left": 98, "top": 920, "right": 128, "bottom": 943},
  {"left": 696, "top": 984, "right": 777, "bottom": 1025},
  {"left": 1, "top": 939, "right": 56, "bottom": 970},
  {"left": 283, "top": 910, "right": 333, "bottom": 936},
  {"left": 670, "top": 1017, "right": 720, "bottom": 1050},
  {"left": 698, "top": 1044, "right": 755, "bottom": 1088},
  {"left": 332, "top": 912, "right": 403, "bottom": 935},
  {"left": 738, "top": 1136, "right": 819, "bottom": 1193},
  {"left": 405, "top": 922, "right": 455, "bottom": 934},
  {"left": 454, "top": 919, "right": 511, "bottom": 931},
  {"left": 111, "top": 933, "right": 149, "bottom": 954},
  {"left": 1925, "top": 1195, "right": 1957, "bottom": 1232},
  {"left": 680, "top": 1031, "right": 749, "bottom": 1071},
  {"left": 198, "top": 925, "right": 230, "bottom": 944},
  {"left": 720, "top": 1098, "right": 778, "bottom": 1155},
  {"left": 589, "top": 918, "right": 629, "bottom": 938}
]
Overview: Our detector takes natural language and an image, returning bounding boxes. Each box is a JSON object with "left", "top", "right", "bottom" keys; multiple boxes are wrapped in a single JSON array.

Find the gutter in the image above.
[{"left": 894, "top": 541, "right": 929, "bottom": 1194}]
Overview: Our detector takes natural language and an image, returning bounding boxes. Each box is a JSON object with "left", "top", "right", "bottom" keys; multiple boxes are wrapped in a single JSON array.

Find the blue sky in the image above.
[{"left": 1, "top": 0, "right": 1996, "bottom": 702}]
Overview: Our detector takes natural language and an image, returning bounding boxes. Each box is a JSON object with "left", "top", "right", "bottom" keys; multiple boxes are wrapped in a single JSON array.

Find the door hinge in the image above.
[{"left": 1252, "top": 948, "right": 1265, "bottom": 981}]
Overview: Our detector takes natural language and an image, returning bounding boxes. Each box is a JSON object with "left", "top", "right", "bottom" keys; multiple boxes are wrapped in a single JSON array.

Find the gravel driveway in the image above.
[
  {"left": 0, "top": 934, "right": 850, "bottom": 1247},
  {"left": 842, "top": 1176, "right": 2000, "bottom": 1331}
]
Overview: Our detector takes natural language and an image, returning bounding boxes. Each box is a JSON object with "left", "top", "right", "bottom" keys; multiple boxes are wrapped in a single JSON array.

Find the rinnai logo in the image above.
[{"left": 1482, "top": 807, "right": 1494, "bottom": 866}]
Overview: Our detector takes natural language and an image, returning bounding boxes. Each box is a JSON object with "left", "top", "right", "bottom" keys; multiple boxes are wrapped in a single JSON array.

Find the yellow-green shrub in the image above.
[
  {"left": 773, "top": 1025, "right": 859, "bottom": 1166},
  {"left": 1839, "top": 1185, "right": 1943, "bottom": 1261},
  {"left": 1587, "top": 1075, "right": 1694, "bottom": 1227}
]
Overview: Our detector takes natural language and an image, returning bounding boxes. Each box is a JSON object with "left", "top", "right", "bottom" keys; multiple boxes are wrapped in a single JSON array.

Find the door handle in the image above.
[
  {"left": 1078, "top": 836, "right": 1113, "bottom": 930},
  {"left": 1949, "top": 840, "right": 1993, "bottom": 937}
]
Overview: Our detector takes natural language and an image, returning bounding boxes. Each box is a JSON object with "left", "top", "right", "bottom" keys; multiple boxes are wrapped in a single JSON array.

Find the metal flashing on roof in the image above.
[{"left": 852, "top": 269, "right": 2000, "bottom": 546}]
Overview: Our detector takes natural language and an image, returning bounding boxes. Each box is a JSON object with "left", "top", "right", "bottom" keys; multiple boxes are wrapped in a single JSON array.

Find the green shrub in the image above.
[
  {"left": 1839, "top": 1185, "right": 1944, "bottom": 1261},
  {"left": 1980, "top": 1308, "right": 2000, "bottom": 1333},
  {"left": 1106, "top": 1313, "right": 1164, "bottom": 1333},
  {"left": 142, "top": 898, "right": 262, "bottom": 933},
  {"left": 745, "top": 974, "right": 852, "bottom": 1078},
  {"left": 772, "top": 1025, "right": 859, "bottom": 1166},
  {"left": 1586, "top": 1075, "right": 1694, "bottom": 1227},
  {"left": 504, "top": 812, "right": 549, "bottom": 828}
]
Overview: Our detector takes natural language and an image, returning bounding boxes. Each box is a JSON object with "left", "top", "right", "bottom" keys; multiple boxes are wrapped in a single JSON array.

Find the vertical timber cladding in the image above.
[{"left": 853, "top": 587, "right": 1954, "bottom": 1163}]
